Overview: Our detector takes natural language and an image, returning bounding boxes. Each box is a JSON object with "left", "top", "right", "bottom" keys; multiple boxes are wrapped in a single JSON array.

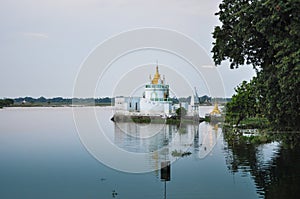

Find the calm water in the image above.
[{"left": 0, "top": 107, "right": 299, "bottom": 199}]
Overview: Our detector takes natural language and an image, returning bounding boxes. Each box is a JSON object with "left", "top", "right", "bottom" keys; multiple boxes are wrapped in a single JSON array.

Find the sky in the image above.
[{"left": 0, "top": 0, "right": 256, "bottom": 98}]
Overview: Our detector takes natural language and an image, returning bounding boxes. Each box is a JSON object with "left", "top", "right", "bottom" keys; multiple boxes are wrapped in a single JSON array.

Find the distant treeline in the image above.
[
  {"left": 1, "top": 96, "right": 231, "bottom": 107},
  {"left": 0, "top": 98, "right": 14, "bottom": 108},
  {"left": 13, "top": 96, "right": 112, "bottom": 105}
]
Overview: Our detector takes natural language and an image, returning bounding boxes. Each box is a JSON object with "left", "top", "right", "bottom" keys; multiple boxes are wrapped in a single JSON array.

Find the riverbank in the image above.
[
  {"left": 111, "top": 114, "right": 205, "bottom": 124},
  {"left": 224, "top": 117, "right": 270, "bottom": 129}
]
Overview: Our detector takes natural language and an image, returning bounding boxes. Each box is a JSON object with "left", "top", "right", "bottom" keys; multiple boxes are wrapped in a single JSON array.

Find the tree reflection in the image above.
[{"left": 224, "top": 130, "right": 300, "bottom": 198}]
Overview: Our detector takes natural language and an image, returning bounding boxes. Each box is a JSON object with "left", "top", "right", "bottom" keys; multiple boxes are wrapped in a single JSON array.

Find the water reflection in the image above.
[
  {"left": 160, "top": 161, "right": 171, "bottom": 199},
  {"left": 113, "top": 121, "right": 222, "bottom": 171},
  {"left": 223, "top": 131, "right": 300, "bottom": 198},
  {"left": 2, "top": 107, "right": 299, "bottom": 198},
  {"left": 113, "top": 121, "right": 222, "bottom": 198},
  {"left": 198, "top": 123, "right": 222, "bottom": 158}
]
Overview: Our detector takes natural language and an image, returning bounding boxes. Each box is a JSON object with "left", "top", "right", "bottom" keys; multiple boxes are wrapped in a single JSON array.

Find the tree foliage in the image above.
[
  {"left": 0, "top": 98, "right": 14, "bottom": 107},
  {"left": 226, "top": 79, "right": 260, "bottom": 125},
  {"left": 176, "top": 107, "right": 187, "bottom": 117},
  {"left": 212, "top": 0, "right": 300, "bottom": 130}
]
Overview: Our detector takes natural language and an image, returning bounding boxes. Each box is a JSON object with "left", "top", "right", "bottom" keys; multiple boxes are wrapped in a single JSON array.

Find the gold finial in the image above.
[{"left": 151, "top": 64, "right": 161, "bottom": 84}]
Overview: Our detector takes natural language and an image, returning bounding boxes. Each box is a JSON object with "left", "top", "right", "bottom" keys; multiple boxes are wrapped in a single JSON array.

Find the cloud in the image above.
[{"left": 22, "top": 32, "right": 49, "bottom": 39}]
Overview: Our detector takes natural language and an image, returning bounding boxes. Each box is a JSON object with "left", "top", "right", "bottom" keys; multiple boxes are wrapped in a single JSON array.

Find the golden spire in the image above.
[
  {"left": 151, "top": 65, "right": 161, "bottom": 84},
  {"left": 210, "top": 103, "right": 221, "bottom": 115}
]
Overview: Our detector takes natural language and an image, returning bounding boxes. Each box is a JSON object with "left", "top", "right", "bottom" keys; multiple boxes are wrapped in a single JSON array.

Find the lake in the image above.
[{"left": 0, "top": 107, "right": 299, "bottom": 199}]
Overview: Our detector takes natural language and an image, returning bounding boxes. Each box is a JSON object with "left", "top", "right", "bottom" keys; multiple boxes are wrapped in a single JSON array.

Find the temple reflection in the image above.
[
  {"left": 113, "top": 121, "right": 222, "bottom": 170},
  {"left": 112, "top": 121, "right": 222, "bottom": 198}
]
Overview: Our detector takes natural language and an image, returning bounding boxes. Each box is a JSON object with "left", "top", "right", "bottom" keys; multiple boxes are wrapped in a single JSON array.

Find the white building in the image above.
[
  {"left": 115, "top": 97, "right": 140, "bottom": 113},
  {"left": 139, "top": 66, "right": 172, "bottom": 115},
  {"left": 115, "top": 65, "right": 199, "bottom": 117}
]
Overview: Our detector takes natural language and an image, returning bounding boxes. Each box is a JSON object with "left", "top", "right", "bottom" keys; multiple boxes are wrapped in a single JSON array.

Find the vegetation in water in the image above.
[{"left": 171, "top": 150, "right": 192, "bottom": 157}]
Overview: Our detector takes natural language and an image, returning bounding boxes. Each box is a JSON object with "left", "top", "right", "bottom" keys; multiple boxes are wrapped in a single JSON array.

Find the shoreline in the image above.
[
  {"left": 8, "top": 103, "right": 113, "bottom": 108},
  {"left": 111, "top": 114, "right": 206, "bottom": 124}
]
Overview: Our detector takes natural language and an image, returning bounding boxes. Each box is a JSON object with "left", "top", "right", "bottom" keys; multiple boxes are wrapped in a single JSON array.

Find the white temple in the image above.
[{"left": 115, "top": 65, "right": 199, "bottom": 117}]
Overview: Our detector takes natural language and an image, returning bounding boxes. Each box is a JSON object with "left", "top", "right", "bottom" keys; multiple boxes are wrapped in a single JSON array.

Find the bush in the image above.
[{"left": 176, "top": 107, "right": 187, "bottom": 117}]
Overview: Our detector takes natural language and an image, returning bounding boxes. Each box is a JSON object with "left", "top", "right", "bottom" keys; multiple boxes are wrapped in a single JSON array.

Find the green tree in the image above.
[
  {"left": 212, "top": 0, "right": 300, "bottom": 130},
  {"left": 226, "top": 79, "right": 260, "bottom": 125},
  {"left": 0, "top": 98, "right": 14, "bottom": 107},
  {"left": 176, "top": 107, "right": 187, "bottom": 117}
]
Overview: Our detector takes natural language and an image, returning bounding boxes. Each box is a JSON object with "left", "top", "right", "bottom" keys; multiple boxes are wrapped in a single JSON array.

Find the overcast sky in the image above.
[{"left": 0, "top": 0, "right": 256, "bottom": 98}]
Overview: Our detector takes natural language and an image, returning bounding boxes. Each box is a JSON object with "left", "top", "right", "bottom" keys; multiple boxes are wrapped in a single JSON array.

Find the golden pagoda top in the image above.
[
  {"left": 151, "top": 66, "right": 162, "bottom": 84},
  {"left": 210, "top": 103, "right": 221, "bottom": 115}
]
